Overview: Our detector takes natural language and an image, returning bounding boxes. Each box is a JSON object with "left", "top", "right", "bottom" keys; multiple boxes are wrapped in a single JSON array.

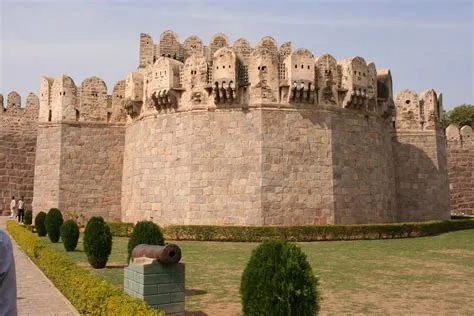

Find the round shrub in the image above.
[
  {"left": 127, "top": 221, "right": 164, "bottom": 261},
  {"left": 24, "top": 210, "right": 33, "bottom": 225},
  {"left": 240, "top": 240, "right": 320, "bottom": 316},
  {"left": 45, "top": 208, "right": 64, "bottom": 243},
  {"left": 60, "top": 220, "right": 80, "bottom": 251},
  {"left": 83, "top": 216, "right": 112, "bottom": 269},
  {"left": 35, "top": 212, "right": 47, "bottom": 237}
]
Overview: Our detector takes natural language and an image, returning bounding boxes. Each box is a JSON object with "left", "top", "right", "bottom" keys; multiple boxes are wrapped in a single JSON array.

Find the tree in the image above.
[{"left": 444, "top": 104, "right": 474, "bottom": 128}]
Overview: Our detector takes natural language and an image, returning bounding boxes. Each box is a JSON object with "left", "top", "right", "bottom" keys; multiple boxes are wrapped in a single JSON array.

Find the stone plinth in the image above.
[{"left": 124, "top": 258, "right": 185, "bottom": 316}]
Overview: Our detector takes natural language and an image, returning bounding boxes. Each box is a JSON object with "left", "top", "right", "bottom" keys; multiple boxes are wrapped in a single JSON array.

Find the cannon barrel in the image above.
[{"left": 131, "top": 244, "right": 182, "bottom": 264}]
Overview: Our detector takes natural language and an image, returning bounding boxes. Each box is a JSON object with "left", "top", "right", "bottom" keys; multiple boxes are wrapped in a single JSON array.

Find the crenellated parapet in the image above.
[
  {"left": 393, "top": 89, "right": 443, "bottom": 131},
  {"left": 38, "top": 74, "right": 127, "bottom": 124},
  {"left": 446, "top": 124, "right": 474, "bottom": 147},
  {"left": 130, "top": 30, "right": 403, "bottom": 120},
  {"left": 0, "top": 91, "right": 39, "bottom": 120}
]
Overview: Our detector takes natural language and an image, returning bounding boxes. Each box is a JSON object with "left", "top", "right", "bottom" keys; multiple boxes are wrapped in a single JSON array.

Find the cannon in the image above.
[{"left": 131, "top": 244, "right": 182, "bottom": 264}]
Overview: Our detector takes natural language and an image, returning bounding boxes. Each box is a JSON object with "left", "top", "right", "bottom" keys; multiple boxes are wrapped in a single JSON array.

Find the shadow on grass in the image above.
[{"left": 185, "top": 288, "right": 207, "bottom": 296}]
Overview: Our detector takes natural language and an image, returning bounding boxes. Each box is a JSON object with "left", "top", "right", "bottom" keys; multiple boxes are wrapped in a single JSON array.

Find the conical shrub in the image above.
[
  {"left": 83, "top": 216, "right": 112, "bottom": 269},
  {"left": 60, "top": 220, "right": 80, "bottom": 251},
  {"left": 35, "top": 212, "right": 47, "bottom": 237},
  {"left": 45, "top": 208, "right": 64, "bottom": 243},
  {"left": 240, "top": 239, "right": 320, "bottom": 316},
  {"left": 127, "top": 221, "right": 164, "bottom": 261},
  {"left": 24, "top": 210, "right": 33, "bottom": 225}
]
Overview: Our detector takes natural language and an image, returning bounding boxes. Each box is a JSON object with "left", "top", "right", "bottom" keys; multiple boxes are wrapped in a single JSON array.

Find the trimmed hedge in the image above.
[
  {"left": 60, "top": 220, "right": 80, "bottom": 252},
  {"left": 108, "top": 221, "right": 134, "bottom": 237},
  {"left": 241, "top": 240, "right": 320, "bottom": 315},
  {"left": 127, "top": 221, "right": 165, "bottom": 261},
  {"left": 35, "top": 212, "right": 47, "bottom": 237},
  {"left": 24, "top": 210, "right": 33, "bottom": 225},
  {"left": 6, "top": 220, "right": 164, "bottom": 315},
  {"left": 45, "top": 208, "right": 64, "bottom": 243},
  {"left": 83, "top": 217, "right": 113, "bottom": 269},
  {"left": 162, "top": 219, "right": 474, "bottom": 242},
  {"left": 106, "top": 219, "right": 474, "bottom": 242}
]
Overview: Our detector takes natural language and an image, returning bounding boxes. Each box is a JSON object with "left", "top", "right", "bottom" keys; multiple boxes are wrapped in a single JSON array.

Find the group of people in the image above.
[{"left": 9, "top": 196, "right": 25, "bottom": 223}]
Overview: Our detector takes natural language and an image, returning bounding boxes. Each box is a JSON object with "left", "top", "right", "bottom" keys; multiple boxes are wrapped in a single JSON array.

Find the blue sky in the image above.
[{"left": 1, "top": 0, "right": 472, "bottom": 110}]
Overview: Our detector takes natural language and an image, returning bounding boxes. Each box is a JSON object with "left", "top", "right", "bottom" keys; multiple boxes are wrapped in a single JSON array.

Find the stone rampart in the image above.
[
  {"left": 0, "top": 92, "right": 39, "bottom": 211},
  {"left": 446, "top": 125, "right": 474, "bottom": 213}
]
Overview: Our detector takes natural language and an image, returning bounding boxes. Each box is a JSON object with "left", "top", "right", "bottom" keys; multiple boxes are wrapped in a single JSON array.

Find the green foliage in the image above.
[
  {"left": 444, "top": 104, "right": 474, "bottom": 128},
  {"left": 240, "top": 240, "right": 320, "bottom": 315},
  {"left": 83, "top": 216, "right": 113, "bottom": 269},
  {"left": 163, "top": 219, "right": 474, "bottom": 242},
  {"left": 6, "top": 221, "right": 163, "bottom": 315},
  {"left": 45, "top": 208, "right": 64, "bottom": 243},
  {"left": 60, "top": 220, "right": 80, "bottom": 252},
  {"left": 24, "top": 210, "right": 33, "bottom": 225},
  {"left": 127, "top": 221, "right": 164, "bottom": 260},
  {"left": 108, "top": 221, "right": 134, "bottom": 237},
  {"left": 34, "top": 212, "right": 47, "bottom": 237}
]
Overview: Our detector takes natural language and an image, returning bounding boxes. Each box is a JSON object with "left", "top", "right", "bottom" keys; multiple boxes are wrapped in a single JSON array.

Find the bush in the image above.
[
  {"left": 45, "top": 208, "right": 64, "bottom": 243},
  {"left": 83, "top": 216, "right": 112, "bottom": 269},
  {"left": 163, "top": 219, "right": 474, "bottom": 242},
  {"left": 6, "top": 221, "right": 163, "bottom": 315},
  {"left": 240, "top": 240, "right": 320, "bottom": 315},
  {"left": 35, "top": 212, "right": 47, "bottom": 237},
  {"left": 108, "top": 221, "right": 134, "bottom": 237},
  {"left": 24, "top": 210, "right": 33, "bottom": 225},
  {"left": 60, "top": 220, "right": 80, "bottom": 252},
  {"left": 127, "top": 221, "right": 165, "bottom": 261}
]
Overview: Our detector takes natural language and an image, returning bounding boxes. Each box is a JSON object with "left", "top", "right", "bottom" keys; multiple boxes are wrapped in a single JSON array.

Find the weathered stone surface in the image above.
[
  {"left": 447, "top": 124, "right": 474, "bottom": 213},
  {"left": 4, "top": 30, "right": 452, "bottom": 225},
  {"left": 0, "top": 93, "right": 38, "bottom": 211}
]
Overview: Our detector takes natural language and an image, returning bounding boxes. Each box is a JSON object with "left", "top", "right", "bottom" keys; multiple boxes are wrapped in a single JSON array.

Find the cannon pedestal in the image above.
[{"left": 124, "top": 258, "right": 185, "bottom": 315}]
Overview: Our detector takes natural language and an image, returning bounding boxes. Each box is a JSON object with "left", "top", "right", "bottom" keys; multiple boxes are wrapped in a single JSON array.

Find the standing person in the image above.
[
  {"left": 9, "top": 197, "right": 16, "bottom": 219},
  {"left": 0, "top": 230, "right": 17, "bottom": 315},
  {"left": 17, "top": 197, "right": 25, "bottom": 223}
]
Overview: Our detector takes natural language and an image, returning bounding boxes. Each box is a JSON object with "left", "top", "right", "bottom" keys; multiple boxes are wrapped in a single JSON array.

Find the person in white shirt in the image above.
[
  {"left": 0, "top": 230, "right": 17, "bottom": 316},
  {"left": 17, "top": 197, "right": 25, "bottom": 223},
  {"left": 9, "top": 197, "right": 16, "bottom": 220}
]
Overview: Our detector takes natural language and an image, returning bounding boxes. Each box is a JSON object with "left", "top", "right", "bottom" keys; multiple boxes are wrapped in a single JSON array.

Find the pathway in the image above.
[{"left": 0, "top": 216, "right": 80, "bottom": 316}]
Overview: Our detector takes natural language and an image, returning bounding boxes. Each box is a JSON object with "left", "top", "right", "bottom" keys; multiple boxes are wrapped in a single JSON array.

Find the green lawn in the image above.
[{"left": 42, "top": 230, "right": 474, "bottom": 315}]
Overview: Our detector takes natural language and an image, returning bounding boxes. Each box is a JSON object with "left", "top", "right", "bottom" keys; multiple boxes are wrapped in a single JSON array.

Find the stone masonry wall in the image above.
[
  {"left": 32, "top": 124, "right": 62, "bottom": 213},
  {"left": 0, "top": 94, "right": 39, "bottom": 212},
  {"left": 331, "top": 112, "right": 397, "bottom": 224},
  {"left": 33, "top": 122, "right": 125, "bottom": 219},
  {"left": 122, "top": 110, "right": 263, "bottom": 225},
  {"left": 59, "top": 123, "right": 125, "bottom": 219},
  {"left": 392, "top": 131, "right": 450, "bottom": 221},
  {"left": 122, "top": 107, "right": 398, "bottom": 225},
  {"left": 446, "top": 125, "right": 474, "bottom": 213}
]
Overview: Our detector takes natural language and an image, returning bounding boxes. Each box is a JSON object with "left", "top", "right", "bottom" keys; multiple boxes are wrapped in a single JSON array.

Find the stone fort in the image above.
[{"left": 1, "top": 30, "right": 465, "bottom": 225}]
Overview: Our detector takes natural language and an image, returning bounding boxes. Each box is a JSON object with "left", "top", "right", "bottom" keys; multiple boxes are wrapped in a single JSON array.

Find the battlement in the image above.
[
  {"left": 38, "top": 75, "right": 127, "bottom": 124},
  {"left": 0, "top": 91, "right": 39, "bottom": 120},
  {"left": 126, "top": 30, "right": 445, "bottom": 126},
  {"left": 393, "top": 89, "right": 444, "bottom": 131},
  {"left": 446, "top": 124, "right": 474, "bottom": 147}
]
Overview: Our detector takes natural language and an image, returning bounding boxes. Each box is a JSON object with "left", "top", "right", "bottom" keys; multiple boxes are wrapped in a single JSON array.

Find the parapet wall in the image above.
[
  {"left": 33, "top": 75, "right": 126, "bottom": 218},
  {"left": 392, "top": 90, "right": 450, "bottom": 221},
  {"left": 446, "top": 125, "right": 474, "bottom": 213},
  {"left": 0, "top": 92, "right": 39, "bottom": 211}
]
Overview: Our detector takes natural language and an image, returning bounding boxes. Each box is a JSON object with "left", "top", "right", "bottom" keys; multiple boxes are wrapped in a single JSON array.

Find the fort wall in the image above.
[
  {"left": 446, "top": 125, "right": 474, "bottom": 213},
  {"left": 32, "top": 76, "right": 126, "bottom": 218},
  {"left": 0, "top": 92, "right": 39, "bottom": 211},
  {"left": 27, "top": 30, "right": 453, "bottom": 225}
]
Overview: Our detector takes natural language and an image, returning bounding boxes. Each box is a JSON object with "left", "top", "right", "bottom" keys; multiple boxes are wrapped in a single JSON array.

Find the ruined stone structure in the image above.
[
  {"left": 2, "top": 30, "right": 452, "bottom": 225},
  {"left": 0, "top": 93, "right": 39, "bottom": 211},
  {"left": 446, "top": 125, "right": 474, "bottom": 213}
]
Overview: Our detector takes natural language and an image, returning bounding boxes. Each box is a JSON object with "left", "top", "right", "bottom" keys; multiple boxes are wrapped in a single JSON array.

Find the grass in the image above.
[{"left": 41, "top": 229, "right": 474, "bottom": 315}]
